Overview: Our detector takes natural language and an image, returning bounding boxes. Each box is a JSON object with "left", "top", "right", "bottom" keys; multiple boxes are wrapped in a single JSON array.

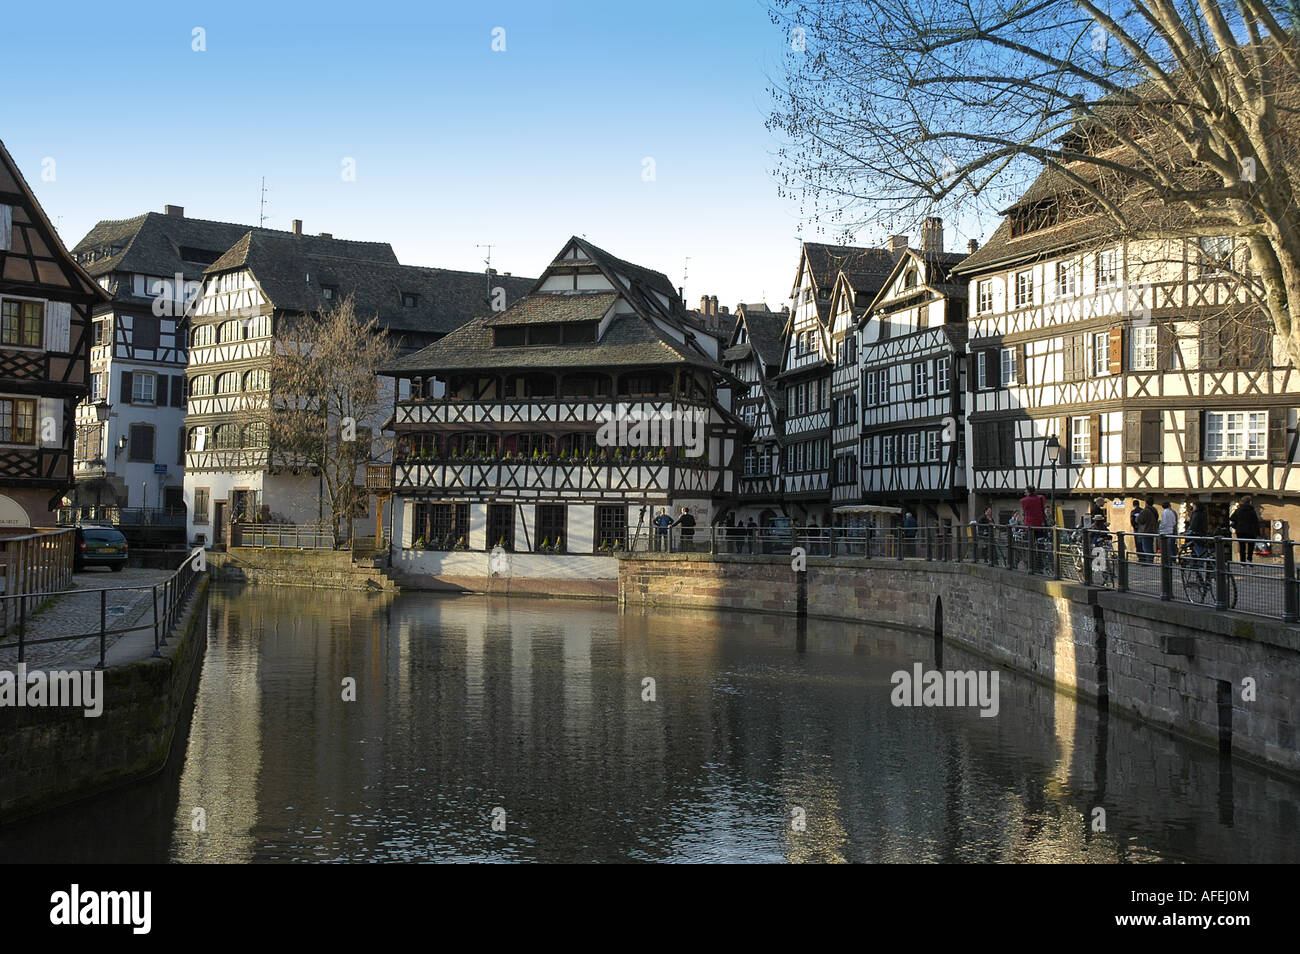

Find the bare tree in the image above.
[
  {"left": 249, "top": 296, "right": 397, "bottom": 547},
  {"left": 768, "top": 1, "right": 1300, "bottom": 363}
]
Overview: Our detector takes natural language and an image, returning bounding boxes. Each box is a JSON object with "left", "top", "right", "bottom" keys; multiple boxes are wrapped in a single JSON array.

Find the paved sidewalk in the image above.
[{"left": 0, "top": 567, "right": 176, "bottom": 671}]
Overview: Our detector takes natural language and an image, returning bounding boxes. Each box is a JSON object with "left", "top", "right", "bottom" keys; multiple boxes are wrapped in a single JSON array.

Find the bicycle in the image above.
[
  {"left": 1178, "top": 542, "right": 1238, "bottom": 608},
  {"left": 1066, "top": 529, "right": 1116, "bottom": 586}
]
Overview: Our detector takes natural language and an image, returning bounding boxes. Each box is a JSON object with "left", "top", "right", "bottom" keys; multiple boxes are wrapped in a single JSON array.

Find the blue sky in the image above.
[{"left": 6, "top": 0, "right": 992, "bottom": 309}]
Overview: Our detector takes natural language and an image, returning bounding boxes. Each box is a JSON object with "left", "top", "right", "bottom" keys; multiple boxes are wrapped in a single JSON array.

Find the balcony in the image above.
[
  {"left": 365, "top": 464, "right": 392, "bottom": 492},
  {"left": 394, "top": 395, "right": 708, "bottom": 429}
]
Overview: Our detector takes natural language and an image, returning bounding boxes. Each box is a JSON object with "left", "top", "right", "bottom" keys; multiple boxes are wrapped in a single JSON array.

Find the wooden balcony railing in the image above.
[{"left": 366, "top": 464, "right": 392, "bottom": 492}]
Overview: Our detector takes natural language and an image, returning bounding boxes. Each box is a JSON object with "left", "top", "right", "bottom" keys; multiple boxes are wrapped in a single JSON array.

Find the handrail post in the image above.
[
  {"left": 1160, "top": 534, "right": 1173, "bottom": 601},
  {"left": 1213, "top": 536, "right": 1228, "bottom": 611},
  {"left": 1051, "top": 526, "right": 1061, "bottom": 580},
  {"left": 896, "top": 528, "right": 904, "bottom": 561},
  {"left": 152, "top": 583, "right": 161, "bottom": 657},
  {"left": 1083, "top": 531, "right": 1094, "bottom": 586},
  {"left": 99, "top": 589, "right": 107, "bottom": 668},
  {"left": 18, "top": 594, "right": 26, "bottom": 664},
  {"left": 1117, "top": 532, "right": 1128, "bottom": 592},
  {"left": 160, "top": 578, "right": 170, "bottom": 647},
  {"left": 1284, "top": 540, "right": 1297, "bottom": 623}
]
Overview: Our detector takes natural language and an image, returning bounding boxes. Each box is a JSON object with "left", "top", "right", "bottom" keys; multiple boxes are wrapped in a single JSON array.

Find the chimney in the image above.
[
  {"left": 720, "top": 305, "right": 729, "bottom": 315},
  {"left": 889, "top": 234, "right": 909, "bottom": 256},
  {"left": 292, "top": 219, "right": 302, "bottom": 236},
  {"left": 700, "top": 295, "right": 710, "bottom": 314},
  {"left": 710, "top": 295, "right": 719, "bottom": 316},
  {"left": 921, "top": 217, "right": 944, "bottom": 254},
  {"left": 318, "top": 232, "right": 333, "bottom": 239},
  {"left": 968, "top": 239, "right": 980, "bottom": 255},
  {"left": 164, "top": 205, "right": 184, "bottom": 217}
]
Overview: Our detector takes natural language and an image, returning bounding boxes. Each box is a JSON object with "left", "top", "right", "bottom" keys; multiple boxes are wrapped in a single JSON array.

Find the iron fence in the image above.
[
  {"left": 628, "top": 522, "right": 1299, "bottom": 623},
  {"left": 229, "top": 523, "right": 336, "bottom": 549},
  {"left": 0, "top": 553, "right": 204, "bottom": 669}
]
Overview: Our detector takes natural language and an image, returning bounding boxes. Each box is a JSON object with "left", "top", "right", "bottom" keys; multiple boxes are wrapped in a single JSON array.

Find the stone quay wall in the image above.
[
  {"left": 618, "top": 553, "right": 1300, "bottom": 775},
  {"left": 0, "top": 579, "right": 210, "bottom": 822}
]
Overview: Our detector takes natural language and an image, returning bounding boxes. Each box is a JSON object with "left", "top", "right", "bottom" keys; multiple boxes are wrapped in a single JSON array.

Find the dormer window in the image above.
[
  {"left": 904, "top": 268, "right": 918, "bottom": 288},
  {"left": 402, "top": 292, "right": 419, "bottom": 308},
  {"left": 322, "top": 285, "right": 338, "bottom": 302}
]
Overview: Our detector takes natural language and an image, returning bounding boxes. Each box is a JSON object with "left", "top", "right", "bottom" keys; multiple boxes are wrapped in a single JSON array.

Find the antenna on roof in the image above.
[
  {"left": 476, "top": 243, "right": 495, "bottom": 302},
  {"left": 258, "top": 177, "right": 269, "bottom": 228},
  {"left": 682, "top": 256, "right": 690, "bottom": 295}
]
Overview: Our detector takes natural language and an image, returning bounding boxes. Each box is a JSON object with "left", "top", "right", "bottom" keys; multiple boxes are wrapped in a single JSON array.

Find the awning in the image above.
[{"left": 833, "top": 504, "right": 904, "bottom": 515}]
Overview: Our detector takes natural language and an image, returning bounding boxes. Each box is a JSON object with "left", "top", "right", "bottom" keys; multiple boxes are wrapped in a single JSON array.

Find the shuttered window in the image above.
[{"left": 128, "top": 423, "right": 155, "bottom": 462}]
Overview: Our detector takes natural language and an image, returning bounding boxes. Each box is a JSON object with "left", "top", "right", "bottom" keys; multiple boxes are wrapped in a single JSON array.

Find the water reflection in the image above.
[{"left": 2, "top": 584, "right": 1297, "bottom": 863}]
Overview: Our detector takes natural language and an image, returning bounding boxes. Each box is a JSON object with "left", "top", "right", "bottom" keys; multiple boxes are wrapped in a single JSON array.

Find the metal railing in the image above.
[
  {"left": 0, "top": 528, "right": 76, "bottom": 632},
  {"left": 627, "top": 523, "right": 1299, "bottom": 623},
  {"left": 230, "top": 523, "right": 336, "bottom": 550},
  {"left": 58, "top": 506, "right": 187, "bottom": 527},
  {"left": 0, "top": 553, "right": 204, "bottom": 669}
]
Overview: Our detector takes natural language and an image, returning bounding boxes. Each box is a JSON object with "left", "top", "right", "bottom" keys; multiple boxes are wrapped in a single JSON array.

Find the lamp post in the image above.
[{"left": 1045, "top": 435, "right": 1061, "bottom": 523}]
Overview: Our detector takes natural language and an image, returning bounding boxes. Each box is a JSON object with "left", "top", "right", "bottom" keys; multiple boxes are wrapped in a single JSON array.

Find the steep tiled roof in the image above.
[
  {"left": 484, "top": 291, "right": 616, "bottom": 326},
  {"left": 386, "top": 239, "right": 723, "bottom": 376},
  {"left": 70, "top": 212, "right": 397, "bottom": 304},
  {"left": 384, "top": 310, "right": 709, "bottom": 374},
  {"left": 206, "top": 231, "right": 532, "bottom": 336}
]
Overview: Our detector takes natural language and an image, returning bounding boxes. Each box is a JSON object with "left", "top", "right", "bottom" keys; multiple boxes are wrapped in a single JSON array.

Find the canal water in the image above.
[{"left": 2, "top": 584, "right": 1297, "bottom": 863}]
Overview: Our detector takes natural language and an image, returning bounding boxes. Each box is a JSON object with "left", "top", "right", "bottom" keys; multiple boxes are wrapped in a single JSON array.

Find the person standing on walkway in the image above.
[
  {"left": 1158, "top": 501, "right": 1178, "bottom": 561},
  {"left": 1185, "top": 499, "right": 1209, "bottom": 557},
  {"left": 1132, "top": 498, "right": 1156, "bottom": 564},
  {"left": 672, "top": 506, "right": 696, "bottom": 552},
  {"left": 1020, "top": 487, "right": 1048, "bottom": 570},
  {"left": 653, "top": 507, "right": 673, "bottom": 552},
  {"left": 1229, "top": 497, "right": 1261, "bottom": 563}
]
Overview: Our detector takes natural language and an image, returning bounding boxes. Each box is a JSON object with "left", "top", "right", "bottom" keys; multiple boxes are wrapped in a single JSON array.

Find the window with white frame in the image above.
[
  {"left": 1198, "top": 236, "right": 1234, "bottom": 276},
  {"left": 936, "top": 356, "right": 950, "bottom": 394},
  {"left": 1015, "top": 270, "right": 1034, "bottom": 308},
  {"left": 1097, "top": 248, "right": 1119, "bottom": 287},
  {"left": 132, "top": 372, "right": 156, "bottom": 404},
  {"left": 882, "top": 435, "right": 894, "bottom": 465},
  {"left": 977, "top": 279, "right": 995, "bottom": 314},
  {"left": 907, "top": 432, "right": 920, "bottom": 462},
  {"left": 913, "top": 361, "right": 932, "bottom": 398},
  {"left": 925, "top": 430, "right": 940, "bottom": 461},
  {"left": 1131, "top": 325, "right": 1158, "bottom": 371},
  {"left": 1000, "top": 347, "right": 1017, "bottom": 386},
  {"left": 1204, "top": 410, "right": 1267, "bottom": 460},
  {"left": 786, "top": 388, "right": 796, "bottom": 415},
  {"left": 1070, "top": 416, "right": 1090, "bottom": 463},
  {"left": 1055, "top": 260, "right": 1078, "bottom": 298},
  {"left": 1093, "top": 332, "right": 1110, "bottom": 376},
  {"left": 796, "top": 384, "right": 807, "bottom": 415},
  {"left": 90, "top": 372, "right": 103, "bottom": 401}
]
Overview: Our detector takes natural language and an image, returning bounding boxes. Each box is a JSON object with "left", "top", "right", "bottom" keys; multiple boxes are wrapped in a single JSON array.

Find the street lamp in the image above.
[{"left": 1045, "top": 435, "right": 1061, "bottom": 524}]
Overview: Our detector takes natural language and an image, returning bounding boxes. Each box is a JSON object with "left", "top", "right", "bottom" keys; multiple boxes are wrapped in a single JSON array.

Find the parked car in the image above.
[{"left": 75, "top": 526, "right": 128, "bottom": 571}]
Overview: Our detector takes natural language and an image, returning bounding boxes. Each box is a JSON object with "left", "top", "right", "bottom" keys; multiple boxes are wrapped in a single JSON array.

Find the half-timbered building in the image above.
[
  {"left": 382, "top": 237, "right": 744, "bottom": 586},
  {"left": 0, "top": 139, "right": 107, "bottom": 528},
  {"left": 69, "top": 206, "right": 255, "bottom": 515},
  {"left": 721, "top": 302, "right": 787, "bottom": 523},
  {"left": 858, "top": 220, "right": 971, "bottom": 527},
  {"left": 780, "top": 240, "right": 902, "bottom": 524},
  {"left": 958, "top": 160, "right": 1300, "bottom": 533},
  {"left": 183, "top": 225, "right": 532, "bottom": 546}
]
